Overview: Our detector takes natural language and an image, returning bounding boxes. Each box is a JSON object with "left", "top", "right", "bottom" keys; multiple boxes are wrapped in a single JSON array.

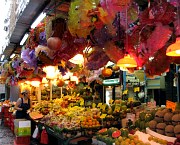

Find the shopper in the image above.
[{"left": 15, "top": 90, "right": 32, "bottom": 119}]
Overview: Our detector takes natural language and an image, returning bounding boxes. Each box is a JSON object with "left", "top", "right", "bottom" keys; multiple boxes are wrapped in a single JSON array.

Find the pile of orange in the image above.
[{"left": 81, "top": 116, "right": 101, "bottom": 128}]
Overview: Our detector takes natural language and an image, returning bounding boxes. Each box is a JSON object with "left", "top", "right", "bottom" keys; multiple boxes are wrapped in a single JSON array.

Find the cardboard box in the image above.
[{"left": 14, "top": 119, "right": 31, "bottom": 136}]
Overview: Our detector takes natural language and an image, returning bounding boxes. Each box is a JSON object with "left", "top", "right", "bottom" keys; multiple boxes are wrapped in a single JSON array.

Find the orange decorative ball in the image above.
[
  {"left": 57, "top": 79, "right": 65, "bottom": 87},
  {"left": 102, "top": 68, "right": 112, "bottom": 77}
]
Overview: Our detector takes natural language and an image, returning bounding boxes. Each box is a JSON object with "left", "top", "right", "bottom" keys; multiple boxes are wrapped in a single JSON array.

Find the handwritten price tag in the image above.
[
  {"left": 97, "top": 103, "right": 102, "bottom": 108},
  {"left": 128, "top": 97, "right": 134, "bottom": 102},
  {"left": 100, "top": 114, "right": 107, "bottom": 119},
  {"left": 123, "top": 90, "right": 128, "bottom": 95},
  {"left": 134, "top": 87, "right": 140, "bottom": 92},
  {"left": 92, "top": 103, "right": 96, "bottom": 108},
  {"left": 80, "top": 100, "right": 84, "bottom": 106},
  {"left": 166, "top": 100, "right": 176, "bottom": 111},
  {"left": 109, "top": 99, "right": 114, "bottom": 104},
  {"left": 101, "top": 104, "right": 107, "bottom": 110}
]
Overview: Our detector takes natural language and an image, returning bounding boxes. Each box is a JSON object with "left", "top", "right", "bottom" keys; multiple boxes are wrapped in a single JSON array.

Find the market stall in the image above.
[{"left": 0, "top": 0, "right": 179, "bottom": 145}]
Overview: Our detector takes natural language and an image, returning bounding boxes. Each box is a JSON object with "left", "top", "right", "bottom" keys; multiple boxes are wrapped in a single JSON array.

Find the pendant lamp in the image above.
[
  {"left": 166, "top": 37, "right": 180, "bottom": 56},
  {"left": 117, "top": 54, "right": 137, "bottom": 68}
]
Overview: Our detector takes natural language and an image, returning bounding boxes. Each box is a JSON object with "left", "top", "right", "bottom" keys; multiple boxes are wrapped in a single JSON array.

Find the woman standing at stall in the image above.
[{"left": 15, "top": 90, "right": 32, "bottom": 119}]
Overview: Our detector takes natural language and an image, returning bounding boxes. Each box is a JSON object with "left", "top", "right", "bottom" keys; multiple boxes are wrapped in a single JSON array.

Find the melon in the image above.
[
  {"left": 172, "top": 114, "right": 180, "bottom": 126},
  {"left": 107, "top": 127, "right": 118, "bottom": 137},
  {"left": 112, "top": 130, "right": 121, "bottom": 138},
  {"left": 165, "top": 125, "right": 175, "bottom": 137},
  {"left": 98, "top": 128, "right": 108, "bottom": 135},
  {"left": 148, "top": 120, "right": 157, "bottom": 131},
  {"left": 174, "top": 125, "right": 180, "bottom": 138},
  {"left": 120, "top": 128, "right": 129, "bottom": 137},
  {"left": 162, "top": 108, "right": 171, "bottom": 114},
  {"left": 156, "top": 123, "right": 166, "bottom": 135},
  {"left": 155, "top": 110, "right": 164, "bottom": 123},
  {"left": 164, "top": 112, "right": 173, "bottom": 123}
]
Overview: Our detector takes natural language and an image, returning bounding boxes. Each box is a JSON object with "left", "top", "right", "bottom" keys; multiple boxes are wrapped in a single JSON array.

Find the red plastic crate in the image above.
[
  {"left": 14, "top": 136, "right": 30, "bottom": 144},
  {"left": 14, "top": 140, "right": 30, "bottom": 145}
]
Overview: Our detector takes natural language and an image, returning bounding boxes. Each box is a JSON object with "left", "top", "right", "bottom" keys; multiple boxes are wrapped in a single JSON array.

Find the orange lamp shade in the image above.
[
  {"left": 117, "top": 54, "right": 137, "bottom": 68},
  {"left": 166, "top": 37, "right": 180, "bottom": 56}
]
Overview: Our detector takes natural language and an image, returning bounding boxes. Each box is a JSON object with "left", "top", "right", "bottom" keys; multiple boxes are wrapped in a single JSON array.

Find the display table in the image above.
[{"left": 31, "top": 120, "right": 92, "bottom": 145}]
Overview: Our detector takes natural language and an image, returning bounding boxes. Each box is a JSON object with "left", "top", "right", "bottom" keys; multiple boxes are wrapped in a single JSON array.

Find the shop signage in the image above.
[
  {"left": 103, "top": 78, "right": 120, "bottom": 86},
  {"left": 166, "top": 100, "right": 176, "bottom": 111}
]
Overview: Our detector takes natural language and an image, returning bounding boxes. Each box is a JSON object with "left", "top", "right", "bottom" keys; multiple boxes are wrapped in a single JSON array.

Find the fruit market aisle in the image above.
[{"left": 0, "top": 126, "right": 14, "bottom": 145}]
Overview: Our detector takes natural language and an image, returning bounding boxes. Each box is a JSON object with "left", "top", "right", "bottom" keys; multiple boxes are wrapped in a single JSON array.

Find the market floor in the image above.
[{"left": 0, "top": 126, "right": 14, "bottom": 145}]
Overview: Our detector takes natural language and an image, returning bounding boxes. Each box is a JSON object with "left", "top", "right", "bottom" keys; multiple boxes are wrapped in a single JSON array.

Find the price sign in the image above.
[
  {"left": 134, "top": 87, "right": 140, "bottom": 92},
  {"left": 97, "top": 103, "right": 102, "bottom": 108},
  {"left": 166, "top": 100, "right": 176, "bottom": 111},
  {"left": 109, "top": 99, "right": 114, "bottom": 104},
  {"left": 128, "top": 97, "right": 134, "bottom": 102},
  {"left": 100, "top": 114, "right": 107, "bottom": 119},
  {"left": 123, "top": 90, "right": 128, "bottom": 95},
  {"left": 80, "top": 100, "right": 84, "bottom": 106},
  {"left": 92, "top": 103, "right": 96, "bottom": 108},
  {"left": 101, "top": 104, "right": 107, "bottom": 110}
]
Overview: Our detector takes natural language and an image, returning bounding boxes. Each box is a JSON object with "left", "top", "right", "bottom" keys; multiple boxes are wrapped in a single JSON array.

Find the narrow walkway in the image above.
[{"left": 0, "top": 126, "right": 14, "bottom": 145}]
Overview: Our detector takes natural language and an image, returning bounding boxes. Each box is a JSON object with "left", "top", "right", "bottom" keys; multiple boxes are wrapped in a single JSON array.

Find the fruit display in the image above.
[
  {"left": 95, "top": 127, "right": 155, "bottom": 145},
  {"left": 115, "top": 134, "right": 151, "bottom": 145},
  {"left": 33, "top": 94, "right": 82, "bottom": 115},
  {"left": 148, "top": 135, "right": 168, "bottom": 145},
  {"left": 99, "top": 99, "right": 141, "bottom": 120},
  {"left": 135, "top": 110, "right": 155, "bottom": 131},
  {"left": 81, "top": 116, "right": 101, "bottom": 128},
  {"left": 134, "top": 130, "right": 173, "bottom": 145},
  {"left": 41, "top": 106, "right": 101, "bottom": 132},
  {"left": 146, "top": 108, "right": 180, "bottom": 137},
  {"left": 95, "top": 127, "right": 120, "bottom": 145}
]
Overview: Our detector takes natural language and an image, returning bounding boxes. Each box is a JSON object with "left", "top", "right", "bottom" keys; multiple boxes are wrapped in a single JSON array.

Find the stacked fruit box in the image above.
[
  {"left": 14, "top": 119, "right": 31, "bottom": 145},
  {"left": 3, "top": 106, "right": 10, "bottom": 126},
  {"left": 8, "top": 112, "right": 15, "bottom": 133},
  {"left": 14, "top": 136, "right": 30, "bottom": 145}
]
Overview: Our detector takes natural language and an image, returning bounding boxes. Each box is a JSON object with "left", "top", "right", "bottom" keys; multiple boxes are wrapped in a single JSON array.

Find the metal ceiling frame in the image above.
[{"left": 3, "top": 0, "right": 51, "bottom": 60}]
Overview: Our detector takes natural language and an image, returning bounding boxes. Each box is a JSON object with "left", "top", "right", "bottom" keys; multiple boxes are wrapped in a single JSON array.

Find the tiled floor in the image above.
[{"left": 0, "top": 126, "right": 14, "bottom": 145}]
